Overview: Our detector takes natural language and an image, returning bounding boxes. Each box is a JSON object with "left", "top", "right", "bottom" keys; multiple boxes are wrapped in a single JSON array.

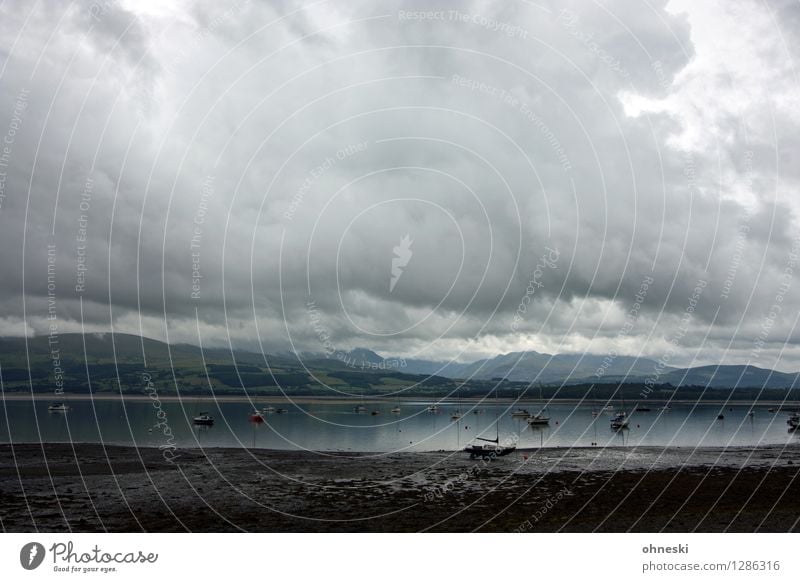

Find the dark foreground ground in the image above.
[{"left": 2, "top": 443, "right": 800, "bottom": 532}]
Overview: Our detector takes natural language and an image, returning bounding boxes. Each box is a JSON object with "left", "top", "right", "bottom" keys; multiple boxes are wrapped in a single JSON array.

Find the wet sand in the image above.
[{"left": 2, "top": 443, "right": 800, "bottom": 532}]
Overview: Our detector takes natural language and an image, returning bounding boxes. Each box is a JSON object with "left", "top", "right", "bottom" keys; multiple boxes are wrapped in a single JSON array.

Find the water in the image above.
[{"left": 1, "top": 399, "right": 798, "bottom": 452}]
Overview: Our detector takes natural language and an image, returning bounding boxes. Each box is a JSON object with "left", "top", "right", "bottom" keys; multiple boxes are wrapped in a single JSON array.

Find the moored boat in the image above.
[
  {"left": 610, "top": 411, "right": 629, "bottom": 430},
  {"left": 47, "top": 402, "right": 70, "bottom": 412},
  {"left": 193, "top": 412, "right": 214, "bottom": 426},
  {"left": 526, "top": 412, "right": 550, "bottom": 426}
]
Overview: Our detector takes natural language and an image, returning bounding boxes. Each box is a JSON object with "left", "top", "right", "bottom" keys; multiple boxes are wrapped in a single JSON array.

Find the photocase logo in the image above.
[
  {"left": 20, "top": 542, "right": 45, "bottom": 570},
  {"left": 389, "top": 234, "right": 413, "bottom": 293}
]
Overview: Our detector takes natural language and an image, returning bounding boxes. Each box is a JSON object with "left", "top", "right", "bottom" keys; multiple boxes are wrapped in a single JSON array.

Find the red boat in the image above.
[{"left": 249, "top": 411, "right": 264, "bottom": 423}]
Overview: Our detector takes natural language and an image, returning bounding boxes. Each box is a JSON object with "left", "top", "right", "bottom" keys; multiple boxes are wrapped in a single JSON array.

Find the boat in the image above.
[
  {"left": 47, "top": 402, "right": 70, "bottom": 412},
  {"left": 192, "top": 412, "right": 214, "bottom": 426},
  {"left": 787, "top": 414, "right": 800, "bottom": 428},
  {"left": 635, "top": 406, "right": 651, "bottom": 412},
  {"left": 610, "top": 411, "right": 629, "bottom": 430},
  {"left": 371, "top": 410, "right": 381, "bottom": 416},
  {"left": 526, "top": 412, "right": 550, "bottom": 426},
  {"left": 249, "top": 411, "right": 264, "bottom": 423},
  {"left": 275, "top": 408, "right": 288, "bottom": 414},
  {"left": 527, "top": 383, "right": 550, "bottom": 425},
  {"left": 610, "top": 386, "right": 630, "bottom": 430},
  {"left": 661, "top": 404, "right": 672, "bottom": 411},
  {"left": 262, "top": 406, "right": 276, "bottom": 414},
  {"left": 451, "top": 387, "right": 464, "bottom": 420},
  {"left": 464, "top": 388, "right": 516, "bottom": 459},
  {"left": 426, "top": 404, "right": 439, "bottom": 413},
  {"left": 354, "top": 405, "right": 367, "bottom": 413},
  {"left": 465, "top": 440, "right": 516, "bottom": 458},
  {"left": 390, "top": 406, "right": 401, "bottom": 414},
  {"left": 511, "top": 409, "right": 531, "bottom": 418},
  {"left": 717, "top": 414, "right": 725, "bottom": 420}
]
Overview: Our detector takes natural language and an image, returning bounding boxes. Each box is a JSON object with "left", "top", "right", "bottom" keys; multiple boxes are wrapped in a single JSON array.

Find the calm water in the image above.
[{"left": 1, "top": 400, "right": 798, "bottom": 452}]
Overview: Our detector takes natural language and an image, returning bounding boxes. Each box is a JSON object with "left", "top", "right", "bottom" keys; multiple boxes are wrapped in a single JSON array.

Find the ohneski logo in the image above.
[
  {"left": 20, "top": 542, "right": 45, "bottom": 570},
  {"left": 390, "top": 234, "right": 413, "bottom": 293}
]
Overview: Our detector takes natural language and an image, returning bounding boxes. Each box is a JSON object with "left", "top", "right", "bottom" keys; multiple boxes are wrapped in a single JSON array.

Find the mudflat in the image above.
[{"left": 2, "top": 443, "right": 799, "bottom": 532}]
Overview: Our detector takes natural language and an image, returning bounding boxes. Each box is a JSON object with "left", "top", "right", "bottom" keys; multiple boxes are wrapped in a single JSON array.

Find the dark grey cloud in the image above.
[{"left": 0, "top": 0, "right": 798, "bottom": 370}]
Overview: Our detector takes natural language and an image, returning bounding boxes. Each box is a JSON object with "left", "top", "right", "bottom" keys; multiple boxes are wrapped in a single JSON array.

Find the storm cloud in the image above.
[{"left": 1, "top": 0, "right": 799, "bottom": 370}]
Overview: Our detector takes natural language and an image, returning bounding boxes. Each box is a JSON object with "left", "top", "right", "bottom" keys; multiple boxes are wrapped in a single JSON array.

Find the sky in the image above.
[{"left": 0, "top": 0, "right": 799, "bottom": 370}]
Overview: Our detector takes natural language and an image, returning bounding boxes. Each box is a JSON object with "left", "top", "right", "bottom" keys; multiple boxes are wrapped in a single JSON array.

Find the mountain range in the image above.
[
  {"left": 1, "top": 333, "right": 798, "bottom": 393},
  {"left": 328, "top": 348, "right": 800, "bottom": 390}
]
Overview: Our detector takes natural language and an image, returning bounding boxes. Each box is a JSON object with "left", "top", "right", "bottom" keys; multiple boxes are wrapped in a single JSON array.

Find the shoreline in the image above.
[
  {"left": 2, "top": 442, "right": 799, "bottom": 532},
  {"left": 1, "top": 392, "right": 796, "bottom": 406},
  {"left": 2, "top": 441, "right": 797, "bottom": 454}
]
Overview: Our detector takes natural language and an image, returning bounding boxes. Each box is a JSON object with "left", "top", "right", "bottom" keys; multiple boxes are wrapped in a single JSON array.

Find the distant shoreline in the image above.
[{"left": 1, "top": 392, "right": 797, "bottom": 407}]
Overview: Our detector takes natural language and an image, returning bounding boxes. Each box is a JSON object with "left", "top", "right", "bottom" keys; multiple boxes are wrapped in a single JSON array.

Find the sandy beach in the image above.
[{"left": 2, "top": 443, "right": 800, "bottom": 532}]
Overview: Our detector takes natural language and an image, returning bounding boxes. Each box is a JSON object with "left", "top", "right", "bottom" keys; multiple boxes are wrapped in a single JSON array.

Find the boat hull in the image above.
[{"left": 464, "top": 445, "right": 516, "bottom": 458}]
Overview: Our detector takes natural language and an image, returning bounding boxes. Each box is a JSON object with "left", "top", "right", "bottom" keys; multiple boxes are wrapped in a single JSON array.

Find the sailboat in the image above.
[
  {"left": 354, "top": 390, "right": 367, "bottom": 413},
  {"left": 590, "top": 384, "right": 601, "bottom": 417},
  {"left": 610, "top": 384, "right": 629, "bottom": 430},
  {"left": 464, "top": 389, "right": 516, "bottom": 458},
  {"left": 610, "top": 411, "right": 629, "bottom": 430},
  {"left": 451, "top": 387, "right": 462, "bottom": 420},
  {"left": 192, "top": 412, "right": 214, "bottom": 426},
  {"left": 189, "top": 392, "right": 214, "bottom": 427},
  {"left": 527, "top": 411, "right": 550, "bottom": 426},
  {"left": 526, "top": 382, "right": 550, "bottom": 425}
]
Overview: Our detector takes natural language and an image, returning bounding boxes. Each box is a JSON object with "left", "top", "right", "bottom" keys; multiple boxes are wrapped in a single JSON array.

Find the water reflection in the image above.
[{"left": 2, "top": 400, "right": 798, "bottom": 452}]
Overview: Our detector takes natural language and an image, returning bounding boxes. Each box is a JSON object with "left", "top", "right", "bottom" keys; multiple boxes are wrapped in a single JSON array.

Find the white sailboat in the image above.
[
  {"left": 610, "top": 385, "right": 629, "bottom": 430},
  {"left": 527, "top": 383, "right": 550, "bottom": 425}
]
